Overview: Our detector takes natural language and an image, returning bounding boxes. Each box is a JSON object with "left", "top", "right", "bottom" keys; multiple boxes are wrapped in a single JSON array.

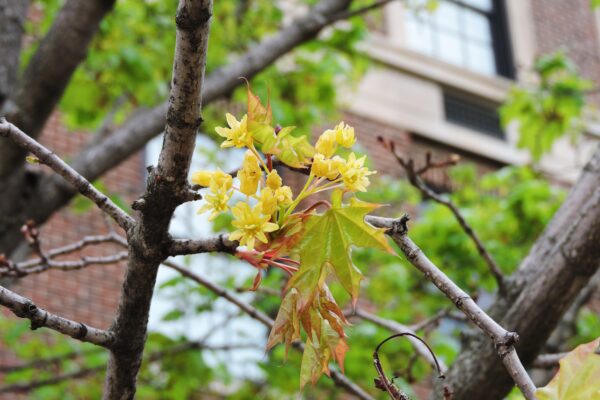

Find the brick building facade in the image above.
[{"left": 2, "top": 0, "right": 600, "bottom": 391}]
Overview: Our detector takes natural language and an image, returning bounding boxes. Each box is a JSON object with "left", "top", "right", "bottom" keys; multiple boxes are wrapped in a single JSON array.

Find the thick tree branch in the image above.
[
  {"left": 0, "top": 285, "right": 114, "bottom": 347},
  {"left": 102, "top": 2, "right": 212, "bottom": 398},
  {"left": 365, "top": 215, "right": 537, "bottom": 399},
  {"left": 163, "top": 260, "right": 375, "bottom": 400},
  {"left": 0, "top": 0, "right": 116, "bottom": 177},
  {"left": 0, "top": 119, "right": 135, "bottom": 231},
  {"left": 0, "top": 0, "right": 29, "bottom": 108},
  {"left": 352, "top": 308, "right": 448, "bottom": 372},
  {"left": 437, "top": 146, "right": 600, "bottom": 400}
]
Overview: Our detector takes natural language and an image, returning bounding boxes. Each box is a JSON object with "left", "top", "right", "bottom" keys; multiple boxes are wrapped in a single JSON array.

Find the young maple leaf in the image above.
[
  {"left": 535, "top": 338, "right": 600, "bottom": 400},
  {"left": 289, "top": 196, "right": 392, "bottom": 307}
]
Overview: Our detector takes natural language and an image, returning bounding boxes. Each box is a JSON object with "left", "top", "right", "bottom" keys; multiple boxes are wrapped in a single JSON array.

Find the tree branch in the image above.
[
  {"left": 0, "top": 119, "right": 135, "bottom": 231},
  {"left": 0, "top": 0, "right": 116, "bottom": 176},
  {"left": 0, "top": 341, "right": 259, "bottom": 394},
  {"left": 438, "top": 146, "right": 600, "bottom": 400},
  {"left": 352, "top": 308, "right": 448, "bottom": 372},
  {"left": 0, "top": 0, "right": 29, "bottom": 108},
  {"left": 163, "top": 260, "right": 375, "bottom": 400},
  {"left": 102, "top": 2, "right": 213, "bottom": 398},
  {"left": 365, "top": 215, "right": 537, "bottom": 399},
  {"left": 0, "top": 233, "right": 127, "bottom": 277},
  {"left": 531, "top": 353, "right": 567, "bottom": 369},
  {"left": 167, "top": 234, "right": 238, "bottom": 256},
  {"left": 379, "top": 138, "right": 506, "bottom": 290},
  {"left": 0, "top": 285, "right": 114, "bottom": 347}
]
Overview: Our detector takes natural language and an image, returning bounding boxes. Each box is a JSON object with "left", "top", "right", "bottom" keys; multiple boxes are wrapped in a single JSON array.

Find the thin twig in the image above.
[
  {"left": 379, "top": 137, "right": 506, "bottom": 291},
  {"left": 0, "top": 285, "right": 114, "bottom": 348},
  {"left": 0, "top": 348, "right": 102, "bottom": 373},
  {"left": 0, "top": 342, "right": 260, "bottom": 394},
  {"left": 0, "top": 118, "right": 135, "bottom": 231},
  {"left": 365, "top": 215, "right": 537, "bottom": 399},
  {"left": 331, "top": 0, "right": 395, "bottom": 22},
  {"left": 353, "top": 308, "right": 447, "bottom": 372},
  {"left": 0, "top": 233, "right": 128, "bottom": 277},
  {"left": 531, "top": 352, "right": 567, "bottom": 369}
]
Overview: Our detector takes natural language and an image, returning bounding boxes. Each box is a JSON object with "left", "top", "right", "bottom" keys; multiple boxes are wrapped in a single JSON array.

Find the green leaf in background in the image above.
[{"left": 500, "top": 52, "right": 593, "bottom": 161}]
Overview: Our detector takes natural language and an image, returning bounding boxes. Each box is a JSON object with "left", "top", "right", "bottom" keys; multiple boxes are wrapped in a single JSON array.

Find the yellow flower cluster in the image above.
[
  {"left": 311, "top": 122, "right": 374, "bottom": 192},
  {"left": 215, "top": 113, "right": 252, "bottom": 148},
  {"left": 191, "top": 169, "right": 233, "bottom": 221},
  {"left": 192, "top": 113, "right": 375, "bottom": 250}
]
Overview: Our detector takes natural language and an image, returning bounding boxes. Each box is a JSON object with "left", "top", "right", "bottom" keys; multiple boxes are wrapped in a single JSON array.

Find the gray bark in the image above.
[
  {"left": 433, "top": 145, "right": 600, "bottom": 400},
  {"left": 0, "top": 0, "right": 28, "bottom": 108}
]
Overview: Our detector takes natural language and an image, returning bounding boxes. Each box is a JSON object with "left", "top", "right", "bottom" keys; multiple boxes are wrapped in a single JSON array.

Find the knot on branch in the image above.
[
  {"left": 30, "top": 310, "right": 48, "bottom": 330},
  {"left": 502, "top": 331, "right": 519, "bottom": 347},
  {"left": 74, "top": 323, "right": 88, "bottom": 339},
  {"left": 390, "top": 214, "right": 410, "bottom": 236},
  {"left": 175, "top": 5, "right": 212, "bottom": 31},
  {"left": 166, "top": 111, "right": 203, "bottom": 131}
]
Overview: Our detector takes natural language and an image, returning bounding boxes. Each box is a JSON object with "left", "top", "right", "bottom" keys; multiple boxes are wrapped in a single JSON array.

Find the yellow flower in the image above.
[
  {"left": 315, "top": 129, "right": 337, "bottom": 158},
  {"left": 229, "top": 202, "right": 279, "bottom": 250},
  {"left": 216, "top": 113, "right": 252, "bottom": 148},
  {"left": 311, "top": 153, "right": 340, "bottom": 180},
  {"left": 334, "top": 122, "right": 355, "bottom": 148},
  {"left": 190, "top": 170, "right": 212, "bottom": 187},
  {"left": 259, "top": 187, "right": 278, "bottom": 215},
  {"left": 338, "top": 152, "right": 375, "bottom": 192},
  {"left": 238, "top": 150, "right": 262, "bottom": 196},
  {"left": 275, "top": 185, "right": 293, "bottom": 205},
  {"left": 266, "top": 170, "right": 282, "bottom": 191},
  {"left": 198, "top": 188, "right": 232, "bottom": 221},
  {"left": 209, "top": 169, "right": 233, "bottom": 191}
]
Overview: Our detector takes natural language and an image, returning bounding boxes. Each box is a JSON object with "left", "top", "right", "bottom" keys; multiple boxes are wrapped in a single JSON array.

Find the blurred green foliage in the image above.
[
  {"left": 27, "top": 0, "right": 369, "bottom": 134},
  {"left": 500, "top": 52, "right": 593, "bottom": 161}
]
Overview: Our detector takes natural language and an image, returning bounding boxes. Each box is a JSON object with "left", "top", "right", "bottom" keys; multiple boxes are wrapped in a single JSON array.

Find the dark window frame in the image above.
[{"left": 446, "top": 0, "right": 515, "bottom": 78}]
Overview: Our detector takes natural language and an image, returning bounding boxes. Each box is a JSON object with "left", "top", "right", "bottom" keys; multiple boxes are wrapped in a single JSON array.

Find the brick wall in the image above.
[{"left": 531, "top": 0, "right": 600, "bottom": 104}]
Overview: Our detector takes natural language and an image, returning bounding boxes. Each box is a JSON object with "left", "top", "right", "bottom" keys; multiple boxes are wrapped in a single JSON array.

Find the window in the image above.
[
  {"left": 443, "top": 91, "right": 504, "bottom": 139},
  {"left": 404, "top": 0, "right": 514, "bottom": 78}
]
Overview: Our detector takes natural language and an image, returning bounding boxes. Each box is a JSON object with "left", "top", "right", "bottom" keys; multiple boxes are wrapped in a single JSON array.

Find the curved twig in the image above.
[{"left": 373, "top": 332, "right": 445, "bottom": 400}]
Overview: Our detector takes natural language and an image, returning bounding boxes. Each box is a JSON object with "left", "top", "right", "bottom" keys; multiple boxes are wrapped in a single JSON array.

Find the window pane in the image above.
[
  {"left": 460, "top": 0, "right": 493, "bottom": 12},
  {"left": 434, "top": 2, "right": 461, "bottom": 33},
  {"left": 405, "top": 17, "right": 434, "bottom": 56},
  {"left": 466, "top": 42, "right": 495, "bottom": 75},
  {"left": 464, "top": 9, "right": 491, "bottom": 43},
  {"left": 438, "top": 32, "right": 464, "bottom": 66}
]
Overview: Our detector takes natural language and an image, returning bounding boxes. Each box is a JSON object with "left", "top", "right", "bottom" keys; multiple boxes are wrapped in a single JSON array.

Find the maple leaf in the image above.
[
  {"left": 266, "top": 288, "right": 301, "bottom": 353},
  {"left": 244, "top": 84, "right": 314, "bottom": 167},
  {"left": 289, "top": 196, "right": 392, "bottom": 306},
  {"left": 246, "top": 83, "right": 272, "bottom": 127},
  {"left": 535, "top": 338, "right": 600, "bottom": 400}
]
